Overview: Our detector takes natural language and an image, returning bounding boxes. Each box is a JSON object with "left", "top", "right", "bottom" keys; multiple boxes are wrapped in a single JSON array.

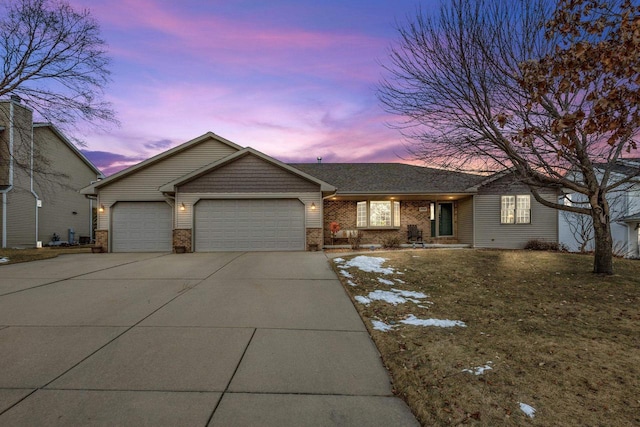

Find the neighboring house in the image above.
[
  {"left": 0, "top": 96, "right": 103, "bottom": 248},
  {"left": 559, "top": 159, "right": 640, "bottom": 258},
  {"left": 81, "top": 131, "right": 559, "bottom": 253}
]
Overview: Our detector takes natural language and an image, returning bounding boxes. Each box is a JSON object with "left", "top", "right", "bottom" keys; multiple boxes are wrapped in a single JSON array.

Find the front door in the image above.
[{"left": 438, "top": 203, "right": 453, "bottom": 236}]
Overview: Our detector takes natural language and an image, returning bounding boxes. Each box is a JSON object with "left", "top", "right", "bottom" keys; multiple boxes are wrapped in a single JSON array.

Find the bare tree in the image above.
[
  {"left": 378, "top": 0, "right": 640, "bottom": 274},
  {"left": 0, "top": 0, "right": 115, "bottom": 133}
]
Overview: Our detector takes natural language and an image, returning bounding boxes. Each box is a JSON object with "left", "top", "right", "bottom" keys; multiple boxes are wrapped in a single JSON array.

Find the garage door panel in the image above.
[
  {"left": 112, "top": 202, "right": 172, "bottom": 252},
  {"left": 195, "top": 199, "right": 304, "bottom": 251}
]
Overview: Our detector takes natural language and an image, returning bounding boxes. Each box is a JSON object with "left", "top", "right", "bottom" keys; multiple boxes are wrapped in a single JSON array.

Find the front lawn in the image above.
[
  {"left": 331, "top": 249, "right": 639, "bottom": 426},
  {"left": 0, "top": 246, "right": 92, "bottom": 265}
]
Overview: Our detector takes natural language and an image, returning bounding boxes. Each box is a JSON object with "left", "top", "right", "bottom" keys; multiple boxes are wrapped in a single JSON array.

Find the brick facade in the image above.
[
  {"left": 306, "top": 228, "right": 322, "bottom": 250},
  {"left": 173, "top": 229, "right": 192, "bottom": 252},
  {"left": 95, "top": 229, "right": 108, "bottom": 250},
  {"left": 323, "top": 200, "right": 459, "bottom": 245}
]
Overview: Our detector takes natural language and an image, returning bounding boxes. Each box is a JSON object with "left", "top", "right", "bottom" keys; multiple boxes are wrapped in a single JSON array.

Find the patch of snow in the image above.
[
  {"left": 372, "top": 320, "right": 395, "bottom": 332},
  {"left": 377, "top": 278, "right": 395, "bottom": 286},
  {"left": 0, "top": 257, "right": 9, "bottom": 263},
  {"left": 394, "top": 278, "right": 405, "bottom": 284},
  {"left": 332, "top": 257, "right": 345, "bottom": 263},
  {"left": 392, "top": 289, "right": 428, "bottom": 299},
  {"left": 354, "top": 295, "right": 371, "bottom": 305},
  {"left": 519, "top": 402, "right": 536, "bottom": 418},
  {"left": 462, "top": 362, "right": 493, "bottom": 375},
  {"left": 400, "top": 314, "right": 466, "bottom": 328},
  {"left": 342, "top": 256, "right": 396, "bottom": 275},
  {"left": 339, "top": 269, "right": 353, "bottom": 278},
  {"left": 347, "top": 280, "right": 357, "bottom": 287},
  {"left": 367, "top": 290, "right": 412, "bottom": 305}
]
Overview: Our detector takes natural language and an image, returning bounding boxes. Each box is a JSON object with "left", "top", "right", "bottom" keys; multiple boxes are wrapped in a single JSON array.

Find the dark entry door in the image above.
[{"left": 438, "top": 203, "right": 453, "bottom": 236}]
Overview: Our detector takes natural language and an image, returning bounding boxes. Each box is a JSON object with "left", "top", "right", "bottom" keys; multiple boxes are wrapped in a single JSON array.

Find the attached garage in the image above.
[
  {"left": 194, "top": 199, "right": 305, "bottom": 251},
  {"left": 111, "top": 202, "right": 172, "bottom": 252}
]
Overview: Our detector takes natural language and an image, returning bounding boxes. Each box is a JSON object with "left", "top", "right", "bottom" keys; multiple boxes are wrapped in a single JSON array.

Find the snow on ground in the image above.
[
  {"left": 354, "top": 295, "right": 371, "bottom": 305},
  {"left": 339, "top": 270, "right": 353, "bottom": 278},
  {"left": 347, "top": 280, "right": 357, "bottom": 287},
  {"left": 394, "top": 278, "right": 405, "bottom": 284},
  {"left": 393, "top": 289, "right": 428, "bottom": 299},
  {"left": 366, "top": 290, "right": 408, "bottom": 305},
  {"left": 400, "top": 314, "right": 467, "bottom": 328},
  {"left": 377, "top": 278, "right": 395, "bottom": 286},
  {"left": 462, "top": 362, "right": 493, "bottom": 375},
  {"left": 519, "top": 402, "right": 536, "bottom": 418},
  {"left": 332, "top": 257, "right": 345, "bottom": 263},
  {"left": 371, "top": 320, "right": 395, "bottom": 332},
  {"left": 341, "top": 256, "right": 397, "bottom": 275},
  {"left": 0, "top": 257, "right": 9, "bottom": 263}
]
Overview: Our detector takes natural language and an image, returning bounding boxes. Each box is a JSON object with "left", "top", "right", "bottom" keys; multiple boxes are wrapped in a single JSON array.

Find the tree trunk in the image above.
[{"left": 590, "top": 194, "right": 614, "bottom": 275}]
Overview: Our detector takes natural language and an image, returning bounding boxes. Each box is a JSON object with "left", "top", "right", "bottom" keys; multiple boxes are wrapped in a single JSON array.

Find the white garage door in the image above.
[
  {"left": 112, "top": 202, "right": 172, "bottom": 252},
  {"left": 195, "top": 199, "right": 305, "bottom": 251}
]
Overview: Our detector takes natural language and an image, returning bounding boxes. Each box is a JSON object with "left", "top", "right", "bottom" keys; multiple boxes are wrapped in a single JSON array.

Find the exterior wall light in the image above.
[
  {"left": 180, "top": 202, "right": 186, "bottom": 211},
  {"left": 310, "top": 202, "right": 316, "bottom": 210},
  {"left": 98, "top": 204, "right": 105, "bottom": 213}
]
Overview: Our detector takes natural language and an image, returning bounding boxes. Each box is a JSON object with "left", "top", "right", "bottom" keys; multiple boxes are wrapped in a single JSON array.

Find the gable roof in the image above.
[
  {"left": 81, "top": 132, "right": 242, "bottom": 194},
  {"left": 33, "top": 123, "right": 103, "bottom": 177},
  {"left": 290, "top": 163, "right": 484, "bottom": 194},
  {"left": 160, "top": 148, "right": 335, "bottom": 193}
]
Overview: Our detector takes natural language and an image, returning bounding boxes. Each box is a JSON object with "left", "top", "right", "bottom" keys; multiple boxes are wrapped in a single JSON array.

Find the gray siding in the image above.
[
  {"left": 1, "top": 101, "right": 37, "bottom": 247},
  {"left": 33, "top": 127, "right": 99, "bottom": 243},
  {"left": 475, "top": 178, "right": 558, "bottom": 248},
  {"left": 457, "top": 196, "right": 474, "bottom": 245},
  {"left": 180, "top": 154, "right": 320, "bottom": 193},
  {"left": 97, "top": 138, "right": 237, "bottom": 229}
]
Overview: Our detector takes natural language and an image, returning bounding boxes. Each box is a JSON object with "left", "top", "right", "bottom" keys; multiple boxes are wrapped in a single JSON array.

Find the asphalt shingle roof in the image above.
[{"left": 289, "top": 163, "right": 485, "bottom": 194}]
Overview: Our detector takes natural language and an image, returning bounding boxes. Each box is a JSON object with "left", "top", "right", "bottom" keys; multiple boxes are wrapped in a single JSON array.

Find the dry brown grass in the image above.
[
  {"left": 0, "top": 246, "right": 91, "bottom": 265},
  {"left": 332, "top": 249, "right": 640, "bottom": 426}
]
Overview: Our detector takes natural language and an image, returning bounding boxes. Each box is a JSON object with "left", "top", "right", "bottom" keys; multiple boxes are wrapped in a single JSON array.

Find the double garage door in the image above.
[{"left": 195, "top": 199, "right": 305, "bottom": 251}]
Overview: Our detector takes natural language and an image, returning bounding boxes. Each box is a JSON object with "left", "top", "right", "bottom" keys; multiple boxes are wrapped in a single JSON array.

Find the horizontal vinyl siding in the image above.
[
  {"left": 457, "top": 196, "right": 474, "bottom": 245},
  {"left": 175, "top": 192, "right": 323, "bottom": 229},
  {"left": 6, "top": 186, "right": 36, "bottom": 247},
  {"left": 180, "top": 155, "right": 320, "bottom": 193},
  {"left": 97, "top": 141, "right": 237, "bottom": 229},
  {"left": 34, "top": 127, "right": 98, "bottom": 242},
  {"left": 474, "top": 190, "right": 558, "bottom": 249}
]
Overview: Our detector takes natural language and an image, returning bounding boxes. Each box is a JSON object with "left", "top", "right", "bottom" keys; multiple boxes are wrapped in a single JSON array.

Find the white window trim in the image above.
[
  {"left": 357, "top": 200, "right": 401, "bottom": 229},
  {"left": 501, "top": 195, "right": 531, "bottom": 224}
]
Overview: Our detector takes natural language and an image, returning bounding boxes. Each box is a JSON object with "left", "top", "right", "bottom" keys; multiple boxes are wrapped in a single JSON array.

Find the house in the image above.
[
  {"left": 0, "top": 96, "right": 103, "bottom": 248},
  {"left": 293, "top": 164, "right": 558, "bottom": 248},
  {"left": 81, "top": 131, "right": 559, "bottom": 252},
  {"left": 559, "top": 159, "right": 640, "bottom": 258}
]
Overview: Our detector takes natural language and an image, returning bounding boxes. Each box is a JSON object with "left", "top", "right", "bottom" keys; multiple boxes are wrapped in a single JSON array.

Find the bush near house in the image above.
[{"left": 332, "top": 249, "right": 640, "bottom": 426}]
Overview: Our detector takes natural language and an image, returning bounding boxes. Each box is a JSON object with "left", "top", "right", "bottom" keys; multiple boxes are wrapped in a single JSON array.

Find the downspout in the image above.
[
  {"left": 0, "top": 101, "right": 15, "bottom": 248},
  {"left": 29, "top": 122, "right": 40, "bottom": 246}
]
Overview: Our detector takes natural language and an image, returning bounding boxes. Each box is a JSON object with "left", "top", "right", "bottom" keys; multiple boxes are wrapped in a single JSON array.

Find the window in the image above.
[
  {"left": 501, "top": 195, "right": 530, "bottom": 224},
  {"left": 357, "top": 201, "right": 401, "bottom": 228}
]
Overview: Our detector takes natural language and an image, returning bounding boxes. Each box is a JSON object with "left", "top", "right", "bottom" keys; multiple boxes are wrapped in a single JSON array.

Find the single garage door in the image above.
[
  {"left": 111, "top": 202, "right": 172, "bottom": 252},
  {"left": 195, "top": 199, "right": 305, "bottom": 251}
]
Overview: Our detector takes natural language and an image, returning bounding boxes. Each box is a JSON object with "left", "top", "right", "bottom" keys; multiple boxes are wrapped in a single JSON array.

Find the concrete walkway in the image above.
[{"left": 0, "top": 252, "right": 418, "bottom": 426}]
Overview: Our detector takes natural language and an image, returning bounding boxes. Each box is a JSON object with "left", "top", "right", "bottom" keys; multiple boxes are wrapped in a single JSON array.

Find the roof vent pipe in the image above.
[{"left": 317, "top": 157, "right": 322, "bottom": 164}]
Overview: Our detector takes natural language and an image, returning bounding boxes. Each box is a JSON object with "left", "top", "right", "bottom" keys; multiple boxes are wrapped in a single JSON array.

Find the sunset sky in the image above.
[{"left": 67, "top": 0, "right": 437, "bottom": 175}]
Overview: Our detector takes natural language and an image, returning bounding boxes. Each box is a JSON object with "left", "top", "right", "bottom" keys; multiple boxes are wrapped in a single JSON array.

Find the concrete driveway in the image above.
[{"left": 0, "top": 252, "right": 418, "bottom": 426}]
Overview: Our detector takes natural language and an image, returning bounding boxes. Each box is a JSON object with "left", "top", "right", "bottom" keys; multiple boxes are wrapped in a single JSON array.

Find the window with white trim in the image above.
[
  {"left": 501, "top": 195, "right": 530, "bottom": 224},
  {"left": 357, "top": 201, "right": 401, "bottom": 228}
]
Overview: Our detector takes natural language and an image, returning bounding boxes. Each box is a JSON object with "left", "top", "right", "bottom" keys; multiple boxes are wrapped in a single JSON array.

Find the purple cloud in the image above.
[{"left": 81, "top": 150, "right": 146, "bottom": 176}]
